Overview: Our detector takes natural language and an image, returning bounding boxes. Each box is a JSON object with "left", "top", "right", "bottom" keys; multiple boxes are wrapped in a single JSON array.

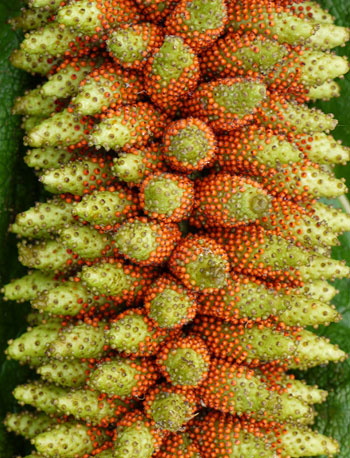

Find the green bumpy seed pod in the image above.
[
  {"left": 59, "top": 224, "right": 113, "bottom": 259},
  {"left": 311, "top": 201, "right": 350, "bottom": 233},
  {"left": 107, "top": 23, "right": 164, "bottom": 70},
  {"left": 10, "top": 49, "right": 58, "bottom": 75},
  {"left": 56, "top": 389, "right": 133, "bottom": 425},
  {"left": 33, "top": 421, "right": 106, "bottom": 457},
  {"left": 22, "top": 116, "right": 47, "bottom": 134},
  {"left": 107, "top": 309, "right": 178, "bottom": 357},
  {"left": 72, "top": 186, "right": 138, "bottom": 228},
  {"left": 144, "top": 383, "right": 197, "bottom": 432},
  {"left": 144, "top": 274, "right": 198, "bottom": 329},
  {"left": 6, "top": 320, "right": 61, "bottom": 367},
  {"left": 12, "top": 88, "right": 56, "bottom": 117},
  {"left": 9, "top": 8, "right": 53, "bottom": 31},
  {"left": 17, "top": 239, "right": 75, "bottom": 272},
  {"left": 26, "top": 109, "right": 91, "bottom": 148},
  {"left": 197, "top": 358, "right": 312, "bottom": 423},
  {"left": 40, "top": 157, "right": 113, "bottom": 195},
  {"left": 10, "top": 198, "right": 75, "bottom": 239},
  {"left": 2, "top": 271, "right": 59, "bottom": 302},
  {"left": 112, "top": 144, "right": 166, "bottom": 186},
  {"left": 57, "top": 0, "right": 141, "bottom": 36},
  {"left": 143, "top": 36, "right": 200, "bottom": 113},
  {"left": 297, "top": 280, "right": 338, "bottom": 302},
  {"left": 226, "top": 0, "right": 349, "bottom": 50},
  {"left": 70, "top": 63, "right": 143, "bottom": 116},
  {"left": 308, "top": 80, "right": 341, "bottom": 100},
  {"left": 168, "top": 234, "right": 230, "bottom": 293},
  {"left": 24, "top": 147, "right": 72, "bottom": 170},
  {"left": 303, "top": 131, "right": 350, "bottom": 165},
  {"left": 154, "top": 433, "right": 201, "bottom": 458},
  {"left": 90, "top": 102, "right": 167, "bottom": 151},
  {"left": 4, "top": 411, "right": 57, "bottom": 439},
  {"left": 140, "top": 172, "right": 194, "bottom": 223},
  {"left": 197, "top": 272, "right": 340, "bottom": 326},
  {"left": 31, "top": 280, "right": 97, "bottom": 316},
  {"left": 13, "top": 382, "right": 67, "bottom": 414},
  {"left": 164, "top": 0, "right": 227, "bottom": 52},
  {"left": 285, "top": 0, "right": 334, "bottom": 24},
  {"left": 113, "top": 410, "right": 165, "bottom": 458},
  {"left": 81, "top": 260, "right": 155, "bottom": 305},
  {"left": 156, "top": 335, "right": 210, "bottom": 387},
  {"left": 41, "top": 58, "right": 98, "bottom": 99},
  {"left": 162, "top": 118, "right": 216, "bottom": 173},
  {"left": 37, "top": 359, "right": 90, "bottom": 387},
  {"left": 47, "top": 321, "right": 107, "bottom": 360},
  {"left": 113, "top": 217, "right": 181, "bottom": 266},
  {"left": 87, "top": 356, "right": 159, "bottom": 399},
  {"left": 29, "top": 0, "right": 62, "bottom": 9}
]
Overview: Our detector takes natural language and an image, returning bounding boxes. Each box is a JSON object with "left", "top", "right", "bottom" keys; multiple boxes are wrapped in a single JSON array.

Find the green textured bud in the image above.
[
  {"left": 9, "top": 8, "right": 52, "bottom": 31},
  {"left": 18, "top": 239, "right": 75, "bottom": 272},
  {"left": 10, "top": 199, "right": 75, "bottom": 239},
  {"left": 59, "top": 224, "right": 112, "bottom": 259},
  {"left": 29, "top": 0, "right": 62, "bottom": 9},
  {"left": 37, "top": 359, "right": 90, "bottom": 388},
  {"left": 10, "top": 49, "right": 58, "bottom": 75},
  {"left": 13, "top": 88, "right": 56, "bottom": 117},
  {"left": 312, "top": 201, "right": 350, "bottom": 233},
  {"left": 308, "top": 80, "right": 341, "bottom": 100},
  {"left": 22, "top": 116, "right": 47, "bottom": 134},
  {"left": 297, "top": 280, "right": 338, "bottom": 302},
  {"left": 306, "top": 132, "right": 350, "bottom": 165},
  {"left": 13, "top": 382, "right": 67, "bottom": 414},
  {"left": 24, "top": 147, "right": 72, "bottom": 170},
  {"left": 279, "top": 426, "right": 339, "bottom": 457},
  {"left": 298, "top": 50, "right": 349, "bottom": 86},
  {"left": 2, "top": 271, "right": 59, "bottom": 302},
  {"left": 277, "top": 375, "right": 327, "bottom": 405},
  {"left": 4, "top": 411, "right": 57, "bottom": 439},
  {"left": 47, "top": 322, "right": 106, "bottom": 360},
  {"left": 286, "top": 1, "right": 334, "bottom": 24}
]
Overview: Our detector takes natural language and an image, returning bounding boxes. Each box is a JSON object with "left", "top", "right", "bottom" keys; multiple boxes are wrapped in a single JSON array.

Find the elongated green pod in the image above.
[
  {"left": 40, "top": 158, "right": 113, "bottom": 195},
  {"left": 87, "top": 356, "right": 158, "bottom": 399},
  {"left": 10, "top": 199, "right": 75, "bottom": 239},
  {"left": 18, "top": 239, "right": 75, "bottom": 272},
  {"left": 47, "top": 322, "right": 106, "bottom": 360},
  {"left": 25, "top": 147, "right": 72, "bottom": 170},
  {"left": 37, "top": 359, "right": 90, "bottom": 387},
  {"left": 33, "top": 421, "right": 106, "bottom": 457},
  {"left": 10, "top": 49, "right": 58, "bottom": 75},
  {"left": 29, "top": 0, "right": 62, "bottom": 9},
  {"left": 13, "top": 88, "right": 56, "bottom": 117},
  {"left": 4, "top": 411, "right": 57, "bottom": 439},
  {"left": 9, "top": 8, "right": 52, "bottom": 31},
  {"left": 286, "top": 1, "right": 334, "bottom": 24},
  {"left": 13, "top": 382, "right": 67, "bottom": 414},
  {"left": 59, "top": 224, "right": 113, "bottom": 259},
  {"left": 279, "top": 426, "right": 339, "bottom": 457},
  {"left": 308, "top": 80, "right": 341, "bottom": 100},
  {"left": 297, "top": 280, "right": 338, "bottom": 302},
  {"left": 22, "top": 116, "right": 47, "bottom": 134},
  {"left": 6, "top": 320, "right": 61, "bottom": 366},
  {"left": 312, "top": 201, "right": 350, "bottom": 232},
  {"left": 305, "top": 132, "right": 350, "bottom": 165},
  {"left": 2, "top": 271, "right": 59, "bottom": 302}
]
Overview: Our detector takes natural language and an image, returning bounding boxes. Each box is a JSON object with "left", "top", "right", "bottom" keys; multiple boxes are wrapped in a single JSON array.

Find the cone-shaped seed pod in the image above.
[
  {"left": 140, "top": 172, "right": 194, "bottom": 223},
  {"left": 312, "top": 201, "right": 350, "bottom": 233},
  {"left": 57, "top": 0, "right": 141, "bottom": 36},
  {"left": 6, "top": 320, "right": 61, "bottom": 366},
  {"left": 81, "top": 259, "right": 155, "bottom": 304},
  {"left": 156, "top": 335, "right": 210, "bottom": 387},
  {"left": 197, "top": 272, "right": 340, "bottom": 326},
  {"left": 10, "top": 49, "right": 58, "bottom": 75},
  {"left": 302, "top": 131, "right": 350, "bottom": 165},
  {"left": 88, "top": 356, "right": 159, "bottom": 398},
  {"left": 308, "top": 80, "right": 341, "bottom": 100},
  {"left": 47, "top": 321, "right": 107, "bottom": 360},
  {"left": 144, "top": 383, "right": 197, "bottom": 432},
  {"left": 192, "top": 316, "right": 347, "bottom": 369},
  {"left": 13, "top": 381, "right": 68, "bottom": 414},
  {"left": 168, "top": 234, "right": 231, "bottom": 293},
  {"left": 59, "top": 224, "right": 113, "bottom": 259},
  {"left": 113, "top": 144, "right": 166, "bottom": 186},
  {"left": 41, "top": 57, "right": 98, "bottom": 99},
  {"left": 143, "top": 36, "right": 200, "bottom": 113},
  {"left": 40, "top": 157, "right": 113, "bottom": 195},
  {"left": 90, "top": 102, "right": 167, "bottom": 151},
  {"left": 33, "top": 421, "right": 106, "bottom": 457},
  {"left": 24, "top": 147, "right": 73, "bottom": 170},
  {"left": 26, "top": 109, "right": 91, "bottom": 148},
  {"left": 107, "top": 23, "right": 164, "bottom": 70},
  {"left": 226, "top": 0, "right": 349, "bottom": 50},
  {"left": 17, "top": 238, "right": 76, "bottom": 272},
  {"left": 37, "top": 359, "right": 90, "bottom": 387},
  {"left": 4, "top": 411, "right": 57, "bottom": 439},
  {"left": 113, "top": 217, "right": 181, "bottom": 266},
  {"left": 162, "top": 118, "right": 216, "bottom": 173},
  {"left": 107, "top": 309, "right": 179, "bottom": 356},
  {"left": 113, "top": 410, "right": 165, "bottom": 458},
  {"left": 153, "top": 433, "right": 201, "bottom": 458},
  {"left": 9, "top": 8, "right": 53, "bottom": 31},
  {"left": 72, "top": 186, "right": 138, "bottom": 228},
  {"left": 144, "top": 274, "right": 198, "bottom": 329},
  {"left": 71, "top": 63, "right": 143, "bottom": 116},
  {"left": 164, "top": 0, "right": 227, "bottom": 52},
  {"left": 22, "top": 115, "right": 47, "bottom": 134},
  {"left": 2, "top": 271, "right": 59, "bottom": 302},
  {"left": 12, "top": 88, "right": 57, "bottom": 117},
  {"left": 56, "top": 388, "right": 134, "bottom": 425},
  {"left": 197, "top": 358, "right": 312, "bottom": 423},
  {"left": 29, "top": 0, "right": 62, "bottom": 9},
  {"left": 283, "top": 0, "right": 334, "bottom": 24},
  {"left": 134, "top": 0, "right": 177, "bottom": 22},
  {"left": 10, "top": 198, "right": 75, "bottom": 239},
  {"left": 298, "top": 277, "right": 339, "bottom": 301}
]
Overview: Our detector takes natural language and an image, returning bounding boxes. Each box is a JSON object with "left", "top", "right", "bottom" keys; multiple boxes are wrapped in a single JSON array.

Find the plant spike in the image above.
[
  {"left": 311, "top": 201, "right": 350, "bottom": 233},
  {"left": 13, "top": 381, "right": 68, "bottom": 414},
  {"left": 285, "top": 0, "right": 335, "bottom": 24},
  {"left": 12, "top": 88, "right": 56, "bottom": 117},
  {"left": 24, "top": 147, "right": 72, "bottom": 170},
  {"left": 9, "top": 8, "right": 53, "bottom": 31},
  {"left": 297, "top": 280, "right": 338, "bottom": 302},
  {"left": 37, "top": 359, "right": 90, "bottom": 387},
  {"left": 10, "top": 49, "right": 58, "bottom": 75},
  {"left": 29, "top": 0, "right": 62, "bottom": 9},
  {"left": 4, "top": 411, "right": 57, "bottom": 439},
  {"left": 22, "top": 116, "right": 47, "bottom": 134},
  {"left": 59, "top": 224, "right": 113, "bottom": 259},
  {"left": 308, "top": 80, "right": 341, "bottom": 100},
  {"left": 2, "top": 271, "right": 59, "bottom": 302}
]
